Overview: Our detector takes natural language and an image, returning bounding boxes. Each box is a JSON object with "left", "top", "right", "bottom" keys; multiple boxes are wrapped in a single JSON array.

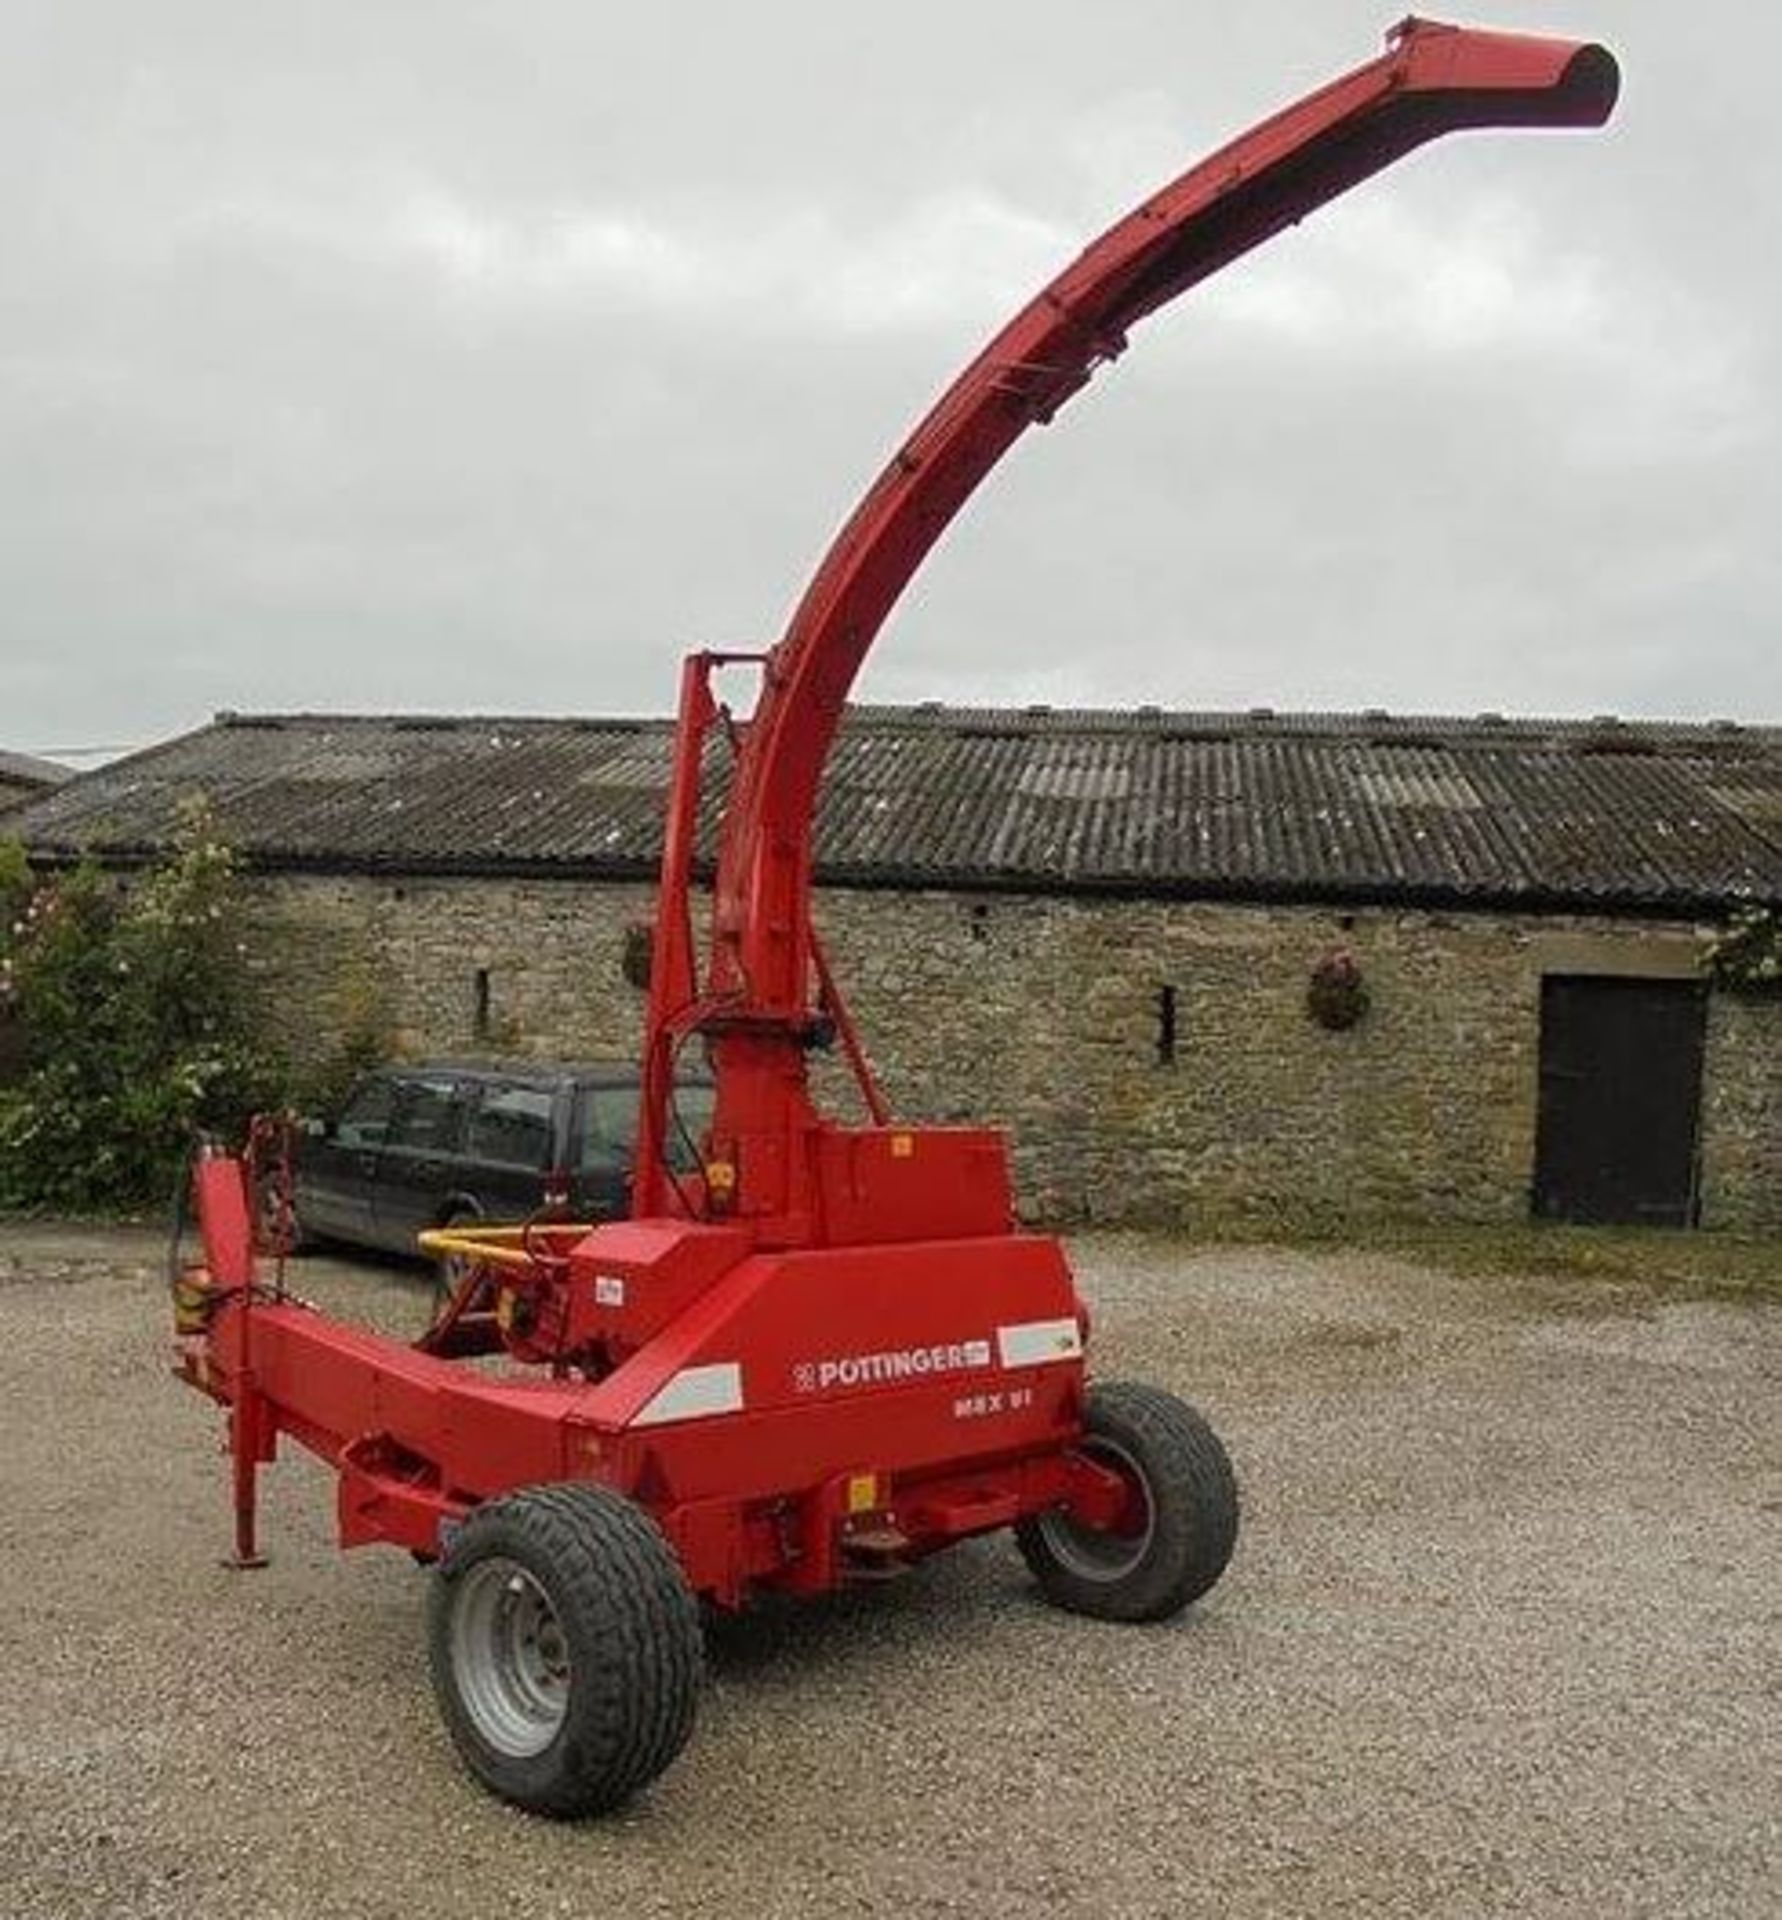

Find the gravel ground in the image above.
[{"left": 1, "top": 1221, "right": 1777, "bottom": 1920}]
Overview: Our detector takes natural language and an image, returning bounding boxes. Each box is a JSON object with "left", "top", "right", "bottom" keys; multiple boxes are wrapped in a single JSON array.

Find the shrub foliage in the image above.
[{"left": 0, "top": 806, "right": 285, "bottom": 1210}]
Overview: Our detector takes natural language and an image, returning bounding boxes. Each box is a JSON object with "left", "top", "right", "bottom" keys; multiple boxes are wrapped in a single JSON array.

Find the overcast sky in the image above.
[{"left": 4, "top": 3, "right": 1777, "bottom": 764}]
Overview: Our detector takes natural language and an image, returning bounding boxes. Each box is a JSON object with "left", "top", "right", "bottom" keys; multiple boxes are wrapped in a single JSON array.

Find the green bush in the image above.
[
  {"left": 0, "top": 838, "right": 29, "bottom": 920},
  {"left": 0, "top": 806, "right": 286, "bottom": 1211}
]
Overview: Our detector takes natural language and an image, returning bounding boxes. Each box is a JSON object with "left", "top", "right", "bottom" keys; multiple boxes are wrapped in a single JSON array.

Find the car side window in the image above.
[
  {"left": 336, "top": 1079, "right": 397, "bottom": 1149},
  {"left": 388, "top": 1077, "right": 466, "bottom": 1154},
  {"left": 466, "top": 1085, "right": 556, "bottom": 1171}
]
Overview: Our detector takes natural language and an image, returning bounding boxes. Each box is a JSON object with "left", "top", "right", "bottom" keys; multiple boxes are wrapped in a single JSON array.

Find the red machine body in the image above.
[{"left": 179, "top": 20, "right": 1617, "bottom": 1617}]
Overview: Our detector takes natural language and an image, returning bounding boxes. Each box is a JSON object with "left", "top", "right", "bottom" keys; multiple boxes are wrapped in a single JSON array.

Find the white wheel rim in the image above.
[{"left": 450, "top": 1558, "right": 571, "bottom": 1757}]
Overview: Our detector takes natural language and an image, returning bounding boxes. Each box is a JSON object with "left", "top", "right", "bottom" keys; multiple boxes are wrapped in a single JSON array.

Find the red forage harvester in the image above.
[{"left": 176, "top": 20, "right": 1618, "bottom": 1814}]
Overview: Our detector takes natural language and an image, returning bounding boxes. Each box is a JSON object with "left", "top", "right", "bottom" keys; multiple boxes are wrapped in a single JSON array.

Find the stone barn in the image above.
[{"left": 11, "top": 705, "right": 1779, "bottom": 1231}]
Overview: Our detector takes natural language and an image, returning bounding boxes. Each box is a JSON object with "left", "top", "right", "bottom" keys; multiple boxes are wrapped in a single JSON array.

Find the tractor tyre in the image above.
[
  {"left": 1017, "top": 1381, "right": 1238, "bottom": 1623},
  {"left": 428, "top": 1483, "right": 703, "bottom": 1817}
]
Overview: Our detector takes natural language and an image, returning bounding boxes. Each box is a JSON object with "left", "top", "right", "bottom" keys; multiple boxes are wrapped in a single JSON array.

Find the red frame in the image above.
[{"left": 178, "top": 21, "right": 1616, "bottom": 1599}]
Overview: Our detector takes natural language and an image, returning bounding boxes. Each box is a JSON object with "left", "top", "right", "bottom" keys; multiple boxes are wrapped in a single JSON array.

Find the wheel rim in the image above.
[
  {"left": 1037, "top": 1435, "right": 1156, "bottom": 1582},
  {"left": 449, "top": 1558, "right": 571, "bottom": 1758},
  {"left": 435, "top": 1250, "right": 471, "bottom": 1303}
]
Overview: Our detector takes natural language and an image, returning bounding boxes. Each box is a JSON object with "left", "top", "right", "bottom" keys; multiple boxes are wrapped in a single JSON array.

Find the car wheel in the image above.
[{"left": 430, "top": 1206, "right": 482, "bottom": 1319}]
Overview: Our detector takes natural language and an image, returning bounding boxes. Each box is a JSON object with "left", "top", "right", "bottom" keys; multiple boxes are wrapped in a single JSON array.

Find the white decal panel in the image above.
[
  {"left": 996, "top": 1317, "right": 1083, "bottom": 1369},
  {"left": 632, "top": 1362, "right": 744, "bottom": 1427}
]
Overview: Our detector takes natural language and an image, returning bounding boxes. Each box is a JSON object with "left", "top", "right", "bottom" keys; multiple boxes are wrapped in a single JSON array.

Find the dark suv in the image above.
[{"left": 289, "top": 1060, "right": 713, "bottom": 1257}]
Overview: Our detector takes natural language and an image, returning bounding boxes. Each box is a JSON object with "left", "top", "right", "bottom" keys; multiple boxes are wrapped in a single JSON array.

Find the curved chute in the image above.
[{"left": 641, "top": 18, "right": 1618, "bottom": 1223}]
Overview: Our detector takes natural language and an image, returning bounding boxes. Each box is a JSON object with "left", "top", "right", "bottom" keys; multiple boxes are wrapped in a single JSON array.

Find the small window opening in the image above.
[
  {"left": 970, "top": 903, "right": 989, "bottom": 942},
  {"left": 1156, "top": 985, "right": 1177, "bottom": 1066},
  {"left": 472, "top": 967, "right": 491, "bottom": 1041}
]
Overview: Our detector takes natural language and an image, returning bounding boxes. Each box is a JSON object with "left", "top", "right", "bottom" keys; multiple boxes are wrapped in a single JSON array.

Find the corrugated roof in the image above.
[
  {"left": 9, "top": 706, "right": 1780, "bottom": 913},
  {"left": 0, "top": 748, "right": 72, "bottom": 791}
]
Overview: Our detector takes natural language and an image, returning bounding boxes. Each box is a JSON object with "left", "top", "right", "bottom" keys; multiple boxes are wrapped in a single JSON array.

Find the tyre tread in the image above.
[
  {"left": 1017, "top": 1379, "right": 1239, "bottom": 1623},
  {"left": 428, "top": 1481, "right": 702, "bottom": 1817}
]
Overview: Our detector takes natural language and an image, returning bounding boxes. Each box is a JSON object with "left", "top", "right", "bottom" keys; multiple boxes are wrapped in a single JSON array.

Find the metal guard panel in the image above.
[{"left": 812, "top": 1126, "right": 1014, "bottom": 1245}]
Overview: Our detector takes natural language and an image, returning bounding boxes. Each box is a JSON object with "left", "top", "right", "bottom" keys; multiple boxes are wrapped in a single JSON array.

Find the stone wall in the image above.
[
  {"left": 1701, "top": 991, "right": 1782, "bottom": 1231},
  {"left": 242, "top": 873, "right": 660, "bottom": 1067},
  {"left": 240, "top": 874, "right": 1778, "bottom": 1231}
]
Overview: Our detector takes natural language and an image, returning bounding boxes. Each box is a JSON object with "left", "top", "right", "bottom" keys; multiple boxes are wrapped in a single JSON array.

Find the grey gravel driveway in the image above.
[{"left": 1, "top": 1223, "right": 1776, "bottom": 1919}]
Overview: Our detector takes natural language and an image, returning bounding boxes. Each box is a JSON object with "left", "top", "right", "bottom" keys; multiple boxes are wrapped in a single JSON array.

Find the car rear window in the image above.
[
  {"left": 668, "top": 1082, "right": 715, "bottom": 1170},
  {"left": 466, "top": 1084, "right": 556, "bottom": 1171},
  {"left": 580, "top": 1080, "right": 714, "bottom": 1173}
]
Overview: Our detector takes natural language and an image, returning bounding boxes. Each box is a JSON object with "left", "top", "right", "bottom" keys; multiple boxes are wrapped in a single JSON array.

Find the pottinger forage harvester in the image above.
[{"left": 176, "top": 19, "right": 1618, "bottom": 1814}]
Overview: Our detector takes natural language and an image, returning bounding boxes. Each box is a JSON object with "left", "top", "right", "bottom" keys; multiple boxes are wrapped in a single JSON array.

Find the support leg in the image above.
[{"left": 225, "top": 1383, "right": 270, "bottom": 1571}]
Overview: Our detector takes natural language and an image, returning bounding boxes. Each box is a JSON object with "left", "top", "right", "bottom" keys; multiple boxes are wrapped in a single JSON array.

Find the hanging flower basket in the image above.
[
  {"left": 1307, "top": 946, "right": 1370, "bottom": 1031},
  {"left": 1705, "top": 905, "right": 1781, "bottom": 995},
  {"left": 621, "top": 920, "right": 654, "bottom": 991}
]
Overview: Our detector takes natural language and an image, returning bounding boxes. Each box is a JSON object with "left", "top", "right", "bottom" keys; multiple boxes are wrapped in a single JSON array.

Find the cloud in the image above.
[
  {"left": 176, "top": 170, "right": 1073, "bottom": 343},
  {"left": 1204, "top": 194, "right": 1608, "bottom": 353},
  {"left": 1, "top": 0, "right": 1777, "bottom": 758}
]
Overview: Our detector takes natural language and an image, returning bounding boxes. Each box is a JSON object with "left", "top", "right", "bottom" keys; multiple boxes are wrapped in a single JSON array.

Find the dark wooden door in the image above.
[{"left": 1533, "top": 976, "right": 1707, "bottom": 1226}]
